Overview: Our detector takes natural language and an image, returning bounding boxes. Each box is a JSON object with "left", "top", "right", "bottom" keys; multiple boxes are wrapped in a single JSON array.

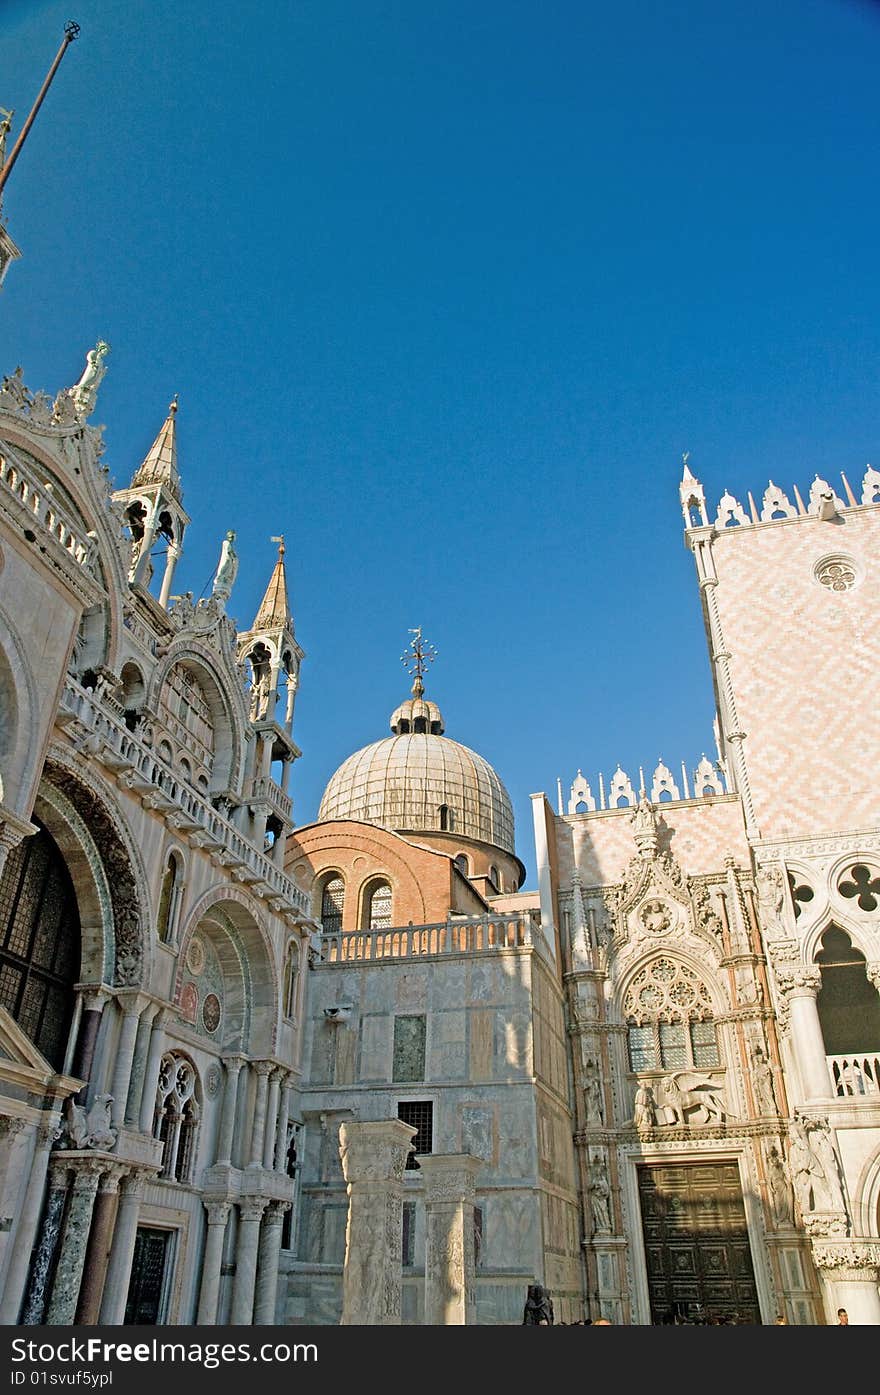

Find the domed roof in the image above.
[{"left": 317, "top": 685, "right": 516, "bottom": 854}]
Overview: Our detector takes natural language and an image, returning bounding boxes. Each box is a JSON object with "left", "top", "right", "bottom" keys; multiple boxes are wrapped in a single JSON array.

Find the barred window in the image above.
[
  {"left": 0, "top": 824, "right": 79, "bottom": 1070},
  {"left": 397, "top": 1100, "right": 433, "bottom": 1170}
]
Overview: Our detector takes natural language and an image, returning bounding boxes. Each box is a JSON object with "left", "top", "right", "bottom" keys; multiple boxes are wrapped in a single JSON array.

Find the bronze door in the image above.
[
  {"left": 638, "top": 1162, "right": 760, "bottom": 1324},
  {"left": 124, "top": 1227, "right": 171, "bottom": 1324}
]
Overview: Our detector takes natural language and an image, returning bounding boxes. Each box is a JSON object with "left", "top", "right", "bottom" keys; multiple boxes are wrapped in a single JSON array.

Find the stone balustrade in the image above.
[
  {"left": 58, "top": 678, "right": 310, "bottom": 917},
  {"left": 321, "top": 911, "right": 543, "bottom": 964},
  {"left": 250, "top": 775, "right": 293, "bottom": 823},
  {"left": 827, "top": 1052, "right": 880, "bottom": 1097}
]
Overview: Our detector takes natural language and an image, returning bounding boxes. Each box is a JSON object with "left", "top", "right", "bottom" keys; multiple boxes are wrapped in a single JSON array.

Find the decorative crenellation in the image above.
[
  {"left": 680, "top": 457, "right": 880, "bottom": 532},
  {"left": 565, "top": 757, "right": 728, "bottom": 814}
]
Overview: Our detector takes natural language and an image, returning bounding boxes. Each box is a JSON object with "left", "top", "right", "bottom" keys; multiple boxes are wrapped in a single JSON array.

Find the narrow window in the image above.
[
  {"left": 367, "top": 881, "right": 393, "bottom": 930},
  {"left": 321, "top": 876, "right": 345, "bottom": 934},
  {"left": 284, "top": 939, "right": 301, "bottom": 1019},
  {"left": 402, "top": 1202, "right": 416, "bottom": 1268}
]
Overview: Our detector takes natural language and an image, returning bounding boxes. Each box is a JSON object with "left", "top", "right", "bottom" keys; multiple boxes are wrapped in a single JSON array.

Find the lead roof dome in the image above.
[{"left": 317, "top": 685, "right": 515, "bottom": 854}]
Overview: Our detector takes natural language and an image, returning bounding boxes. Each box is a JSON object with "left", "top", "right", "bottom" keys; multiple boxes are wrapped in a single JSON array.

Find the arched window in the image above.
[
  {"left": 439, "top": 804, "right": 454, "bottom": 832},
  {"left": 156, "top": 851, "right": 184, "bottom": 945},
  {"left": 816, "top": 925, "right": 880, "bottom": 1058},
  {"left": 153, "top": 1052, "right": 201, "bottom": 1183},
  {"left": 489, "top": 864, "right": 500, "bottom": 889},
  {"left": 283, "top": 939, "right": 301, "bottom": 1020},
  {"left": 320, "top": 875, "right": 345, "bottom": 934},
  {"left": 454, "top": 854, "right": 469, "bottom": 877},
  {"left": 624, "top": 958, "right": 720, "bottom": 1072},
  {"left": 365, "top": 881, "right": 393, "bottom": 930},
  {"left": 0, "top": 823, "right": 80, "bottom": 1069}
]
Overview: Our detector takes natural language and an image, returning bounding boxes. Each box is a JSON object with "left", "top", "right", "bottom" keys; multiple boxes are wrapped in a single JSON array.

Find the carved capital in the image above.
[
  {"left": 865, "top": 962, "right": 880, "bottom": 992},
  {"left": 810, "top": 1240, "right": 880, "bottom": 1274},
  {"left": 238, "top": 1196, "right": 268, "bottom": 1224},
  {"left": 419, "top": 1153, "right": 481, "bottom": 1204},
  {"left": 204, "top": 1200, "right": 232, "bottom": 1227},
  {"left": 264, "top": 1200, "right": 291, "bottom": 1224},
  {"left": 338, "top": 1119, "right": 418, "bottom": 1186},
  {"left": 0, "top": 1115, "right": 27, "bottom": 1141},
  {"left": 773, "top": 965, "right": 822, "bottom": 999}
]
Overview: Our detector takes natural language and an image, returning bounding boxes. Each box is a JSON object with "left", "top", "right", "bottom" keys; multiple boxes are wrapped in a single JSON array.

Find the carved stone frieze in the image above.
[{"left": 810, "top": 1241, "right": 880, "bottom": 1273}]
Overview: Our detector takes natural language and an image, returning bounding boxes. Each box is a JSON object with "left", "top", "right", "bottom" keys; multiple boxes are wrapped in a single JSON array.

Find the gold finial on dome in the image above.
[{"left": 400, "top": 626, "right": 437, "bottom": 700}]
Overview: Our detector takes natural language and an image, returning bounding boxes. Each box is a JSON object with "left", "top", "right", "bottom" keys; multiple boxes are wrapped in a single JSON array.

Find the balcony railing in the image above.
[
  {"left": 0, "top": 444, "right": 95, "bottom": 569},
  {"left": 58, "top": 678, "right": 311, "bottom": 918},
  {"left": 827, "top": 1052, "right": 880, "bottom": 1097},
  {"left": 251, "top": 776, "right": 293, "bottom": 824},
  {"left": 320, "top": 912, "right": 542, "bottom": 964}
]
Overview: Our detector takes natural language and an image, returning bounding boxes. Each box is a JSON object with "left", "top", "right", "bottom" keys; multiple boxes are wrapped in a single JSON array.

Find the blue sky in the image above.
[{"left": 3, "top": 0, "right": 880, "bottom": 885}]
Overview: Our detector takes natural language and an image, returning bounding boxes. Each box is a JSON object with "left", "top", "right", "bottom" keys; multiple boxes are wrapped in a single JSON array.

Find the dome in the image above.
[{"left": 318, "top": 690, "right": 516, "bottom": 854}]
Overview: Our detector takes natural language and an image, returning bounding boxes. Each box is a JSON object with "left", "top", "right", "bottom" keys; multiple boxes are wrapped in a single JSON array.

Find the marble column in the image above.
[
  {"left": 0, "top": 1118, "right": 27, "bottom": 1303},
  {"left": 248, "top": 1063, "right": 272, "bottom": 1168},
  {"left": 419, "top": 1153, "right": 480, "bottom": 1325},
  {"left": 98, "top": 1170, "right": 148, "bottom": 1324},
  {"left": 263, "top": 1069, "right": 282, "bottom": 1170},
  {"left": 75, "top": 1166, "right": 124, "bottom": 1324},
  {"left": 109, "top": 994, "right": 144, "bottom": 1129},
  {"left": 196, "top": 1201, "right": 231, "bottom": 1325},
  {"left": 125, "top": 1003, "right": 159, "bottom": 1127},
  {"left": 812, "top": 1241, "right": 880, "bottom": 1325},
  {"left": 216, "top": 1056, "right": 245, "bottom": 1165},
  {"left": 0, "top": 1114, "right": 61, "bottom": 1324},
  {"left": 71, "top": 987, "right": 110, "bottom": 1102},
  {"left": 253, "top": 1201, "right": 288, "bottom": 1322},
  {"left": 274, "top": 1075, "right": 292, "bottom": 1172},
  {"left": 339, "top": 1118, "right": 417, "bottom": 1325},
  {"left": 230, "top": 1197, "right": 268, "bottom": 1325},
  {"left": 45, "top": 1161, "right": 103, "bottom": 1324},
  {"left": 779, "top": 969, "right": 830, "bottom": 1101},
  {"left": 138, "top": 1009, "right": 168, "bottom": 1134},
  {"left": 20, "top": 1159, "right": 70, "bottom": 1324}
]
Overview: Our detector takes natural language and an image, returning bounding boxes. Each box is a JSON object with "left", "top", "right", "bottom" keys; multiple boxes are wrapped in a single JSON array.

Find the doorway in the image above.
[
  {"left": 638, "top": 1161, "right": 760, "bottom": 1324},
  {"left": 124, "top": 1227, "right": 173, "bottom": 1324}
]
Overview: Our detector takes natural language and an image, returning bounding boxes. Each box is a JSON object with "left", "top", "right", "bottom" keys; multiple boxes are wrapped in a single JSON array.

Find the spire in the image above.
[
  {"left": 252, "top": 535, "right": 292, "bottom": 630},
  {"left": 679, "top": 451, "right": 708, "bottom": 528},
  {"left": 131, "top": 396, "right": 180, "bottom": 490}
]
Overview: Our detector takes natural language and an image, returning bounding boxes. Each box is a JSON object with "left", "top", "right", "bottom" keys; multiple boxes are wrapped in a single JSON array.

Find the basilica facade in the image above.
[
  {"left": 0, "top": 357, "right": 313, "bottom": 1326},
  {"left": 1, "top": 348, "right": 880, "bottom": 1325}
]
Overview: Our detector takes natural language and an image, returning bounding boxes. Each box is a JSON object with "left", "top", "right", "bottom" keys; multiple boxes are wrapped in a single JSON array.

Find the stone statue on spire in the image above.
[
  {"left": 62, "top": 340, "right": 110, "bottom": 423},
  {"left": 211, "top": 529, "right": 239, "bottom": 606}
]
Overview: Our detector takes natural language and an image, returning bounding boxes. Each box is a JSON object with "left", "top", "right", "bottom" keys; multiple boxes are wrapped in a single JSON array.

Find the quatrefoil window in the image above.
[
  {"left": 787, "top": 872, "right": 814, "bottom": 920},
  {"left": 814, "top": 555, "right": 857, "bottom": 592},
  {"left": 838, "top": 864, "right": 880, "bottom": 912}
]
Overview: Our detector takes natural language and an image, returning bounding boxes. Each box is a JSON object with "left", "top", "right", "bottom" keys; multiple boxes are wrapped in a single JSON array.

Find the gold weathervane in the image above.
[{"left": 400, "top": 627, "right": 437, "bottom": 698}]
